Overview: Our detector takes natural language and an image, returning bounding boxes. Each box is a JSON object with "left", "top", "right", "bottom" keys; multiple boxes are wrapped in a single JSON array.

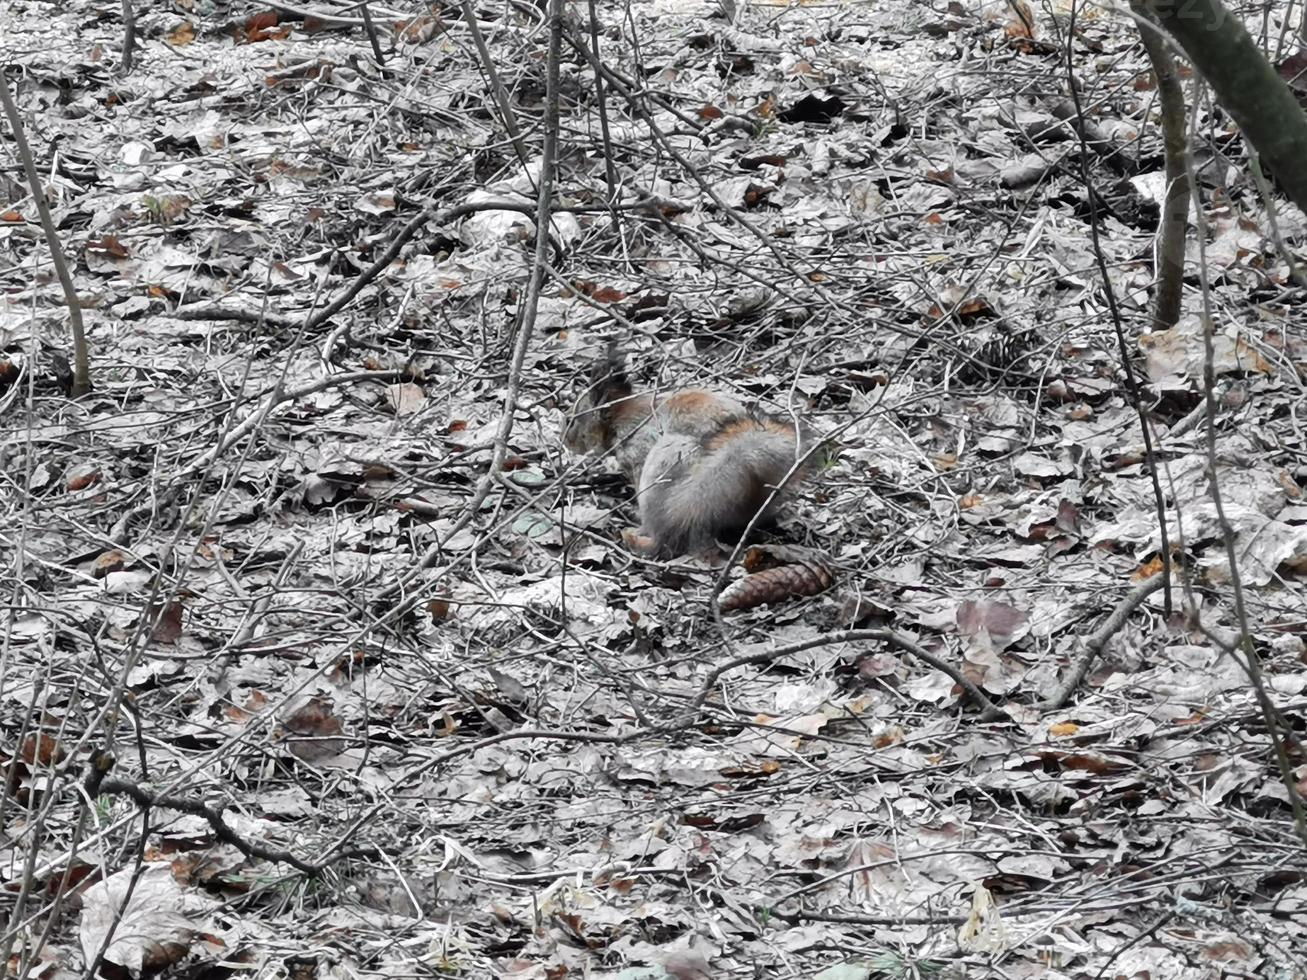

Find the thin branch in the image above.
[
  {"left": 1059, "top": 1, "right": 1173, "bottom": 614},
  {"left": 459, "top": 0, "right": 529, "bottom": 167},
  {"left": 0, "top": 67, "right": 91, "bottom": 394},
  {"left": 678, "top": 628, "right": 1005, "bottom": 725},
  {"left": 373, "top": 0, "right": 565, "bottom": 602},
  {"left": 1043, "top": 575, "right": 1167, "bottom": 710},
  {"left": 1184, "top": 83, "right": 1307, "bottom": 843},
  {"left": 92, "top": 772, "right": 378, "bottom": 877}
]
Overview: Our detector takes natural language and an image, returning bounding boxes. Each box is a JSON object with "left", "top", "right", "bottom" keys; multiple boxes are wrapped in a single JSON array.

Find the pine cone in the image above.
[{"left": 718, "top": 550, "right": 834, "bottom": 611}]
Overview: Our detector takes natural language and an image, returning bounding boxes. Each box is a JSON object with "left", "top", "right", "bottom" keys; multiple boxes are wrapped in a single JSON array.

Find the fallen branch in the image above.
[
  {"left": 89, "top": 762, "right": 379, "bottom": 877},
  {"left": 679, "top": 628, "right": 1006, "bottom": 724},
  {"left": 1043, "top": 576, "right": 1167, "bottom": 711}
]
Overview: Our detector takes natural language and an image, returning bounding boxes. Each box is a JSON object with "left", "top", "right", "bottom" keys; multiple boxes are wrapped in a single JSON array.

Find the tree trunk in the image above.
[
  {"left": 1139, "top": 0, "right": 1307, "bottom": 213},
  {"left": 1134, "top": 4, "right": 1190, "bottom": 328}
]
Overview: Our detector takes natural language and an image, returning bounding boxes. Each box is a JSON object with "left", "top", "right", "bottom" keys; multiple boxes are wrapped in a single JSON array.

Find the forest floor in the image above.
[{"left": 2, "top": 0, "right": 1307, "bottom": 977}]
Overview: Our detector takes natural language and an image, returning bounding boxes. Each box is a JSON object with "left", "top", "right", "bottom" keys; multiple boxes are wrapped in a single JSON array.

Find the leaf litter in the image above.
[{"left": 2, "top": 0, "right": 1306, "bottom": 978}]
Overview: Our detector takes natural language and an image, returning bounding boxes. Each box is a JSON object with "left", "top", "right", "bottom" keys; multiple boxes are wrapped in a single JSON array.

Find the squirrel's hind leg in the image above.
[
  {"left": 620, "top": 526, "right": 722, "bottom": 561},
  {"left": 622, "top": 526, "right": 727, "bottom": 563},
  {"left": 621, "top": 527, "right": 659, "bottom": 554}
]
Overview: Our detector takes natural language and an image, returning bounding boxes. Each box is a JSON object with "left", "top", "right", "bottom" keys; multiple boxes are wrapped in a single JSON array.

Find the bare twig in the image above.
[
  {"left": 1058, "top": 2, "right": 1173, "bottom": 614},
  {"left": 459, "top": 0, "right": 530, "bottom": 167},
  {"left": 679, "top": 628, "right": 1005, "bottom": 724},
  {"left": 372, "top": 0, "right": 564, "bottom": 604},
  {"left": 0, "top": 67, "right": 91, "bottom": 394},
  {"left": 1043, "top": 575, "right": 1167, "bottom": 710},
  {"left": 92, "top": 772, "right": 379, "bottom": 876},
  {"left": 358, "top": 2, "right": 387, "bottom": 67},
  {"left": 262, "top": 0, "right": 407, "bottom": 26},
  {"left": 306, "top": 199, "right": 544, "bottom": 332},
  {"left": 107, "top": 369, "right": 408, "bottom": 545},
  {"left": 1184, "top": 84, "right": 1307, "bottom": 842}
]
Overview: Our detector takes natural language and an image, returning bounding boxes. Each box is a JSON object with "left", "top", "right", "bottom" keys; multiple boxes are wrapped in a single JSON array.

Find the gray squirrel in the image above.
[{"left": 562, "top": 347, "right": 816, "bottom": 558}]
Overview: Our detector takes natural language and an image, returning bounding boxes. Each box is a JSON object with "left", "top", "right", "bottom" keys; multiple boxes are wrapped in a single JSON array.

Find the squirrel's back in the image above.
[
  {"left": 563, "top": 348, "right": 813, "bottom": 557},
  {"left": 638, "top": 413, "right": 808, "bottom": 555}
]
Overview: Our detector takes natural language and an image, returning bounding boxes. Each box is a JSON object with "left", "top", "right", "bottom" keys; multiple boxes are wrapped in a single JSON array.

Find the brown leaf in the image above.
[
  {"left": 167, "top": 21, "right": 196, "bottom": 45},
  {"left": 244, "top": 11, "right": 279, "bottom": 36},
  {"left": 283, "top": 696, "right": 342, "bottom": 737},
  {"left": 65, "top": 463, "right": 102, "bottom": 492},
  {"left": 86, "top": 235, "right": 130, "bottom": 258},
  {"left": 386, "top": 381, "right": 425, "bottom": 417},
  {"left": 589, "top": 286, "right": 626, "bottom": 304},
  {"left": 93, "top": 549, "right": 129, "bottom": 578},
  {"left": 1132, "top": 557, "right": 1166, "bottom": 580},
  {"left": 1006, "top": 0, "right": 1036, "bottom": 39},
  {"left": 5, "top": 735, "right": 68, "bottom": 803},
  {"left": 280, "top": 696, "right": 345, "bottom": 760},
  {"left": 956, "top": 599, "right": 1029, "bottom": 650},
  {"left": 150, "top": 600, "right": 185, "bottom": 644}
]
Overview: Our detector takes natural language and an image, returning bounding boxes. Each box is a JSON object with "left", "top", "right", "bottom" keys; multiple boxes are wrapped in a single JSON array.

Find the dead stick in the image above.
[{"left": 1044, "top": 576, "right": 1166, "bottom": 710}]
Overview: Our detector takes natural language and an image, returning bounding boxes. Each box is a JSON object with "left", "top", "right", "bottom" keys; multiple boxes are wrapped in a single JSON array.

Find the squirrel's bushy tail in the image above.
[{"left": 639, "top": 421, "right": 810, "bottom": 555}]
